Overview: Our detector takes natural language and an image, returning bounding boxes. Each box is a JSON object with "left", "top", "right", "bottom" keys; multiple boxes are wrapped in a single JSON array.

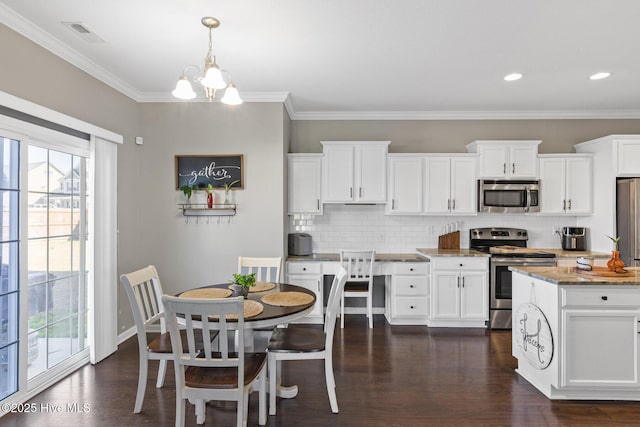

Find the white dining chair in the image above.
[
  {"left": 237, "top": 256, "right": 282, "bottom": 282},
  {"left": 237, "top": 256, "right": 283, "bottom": 345},
  {"left": 340, "top": 250, "right": 376, "bottom": 328},
  {"left": 120, "top": 265, "right": 211, "bottom": 414},
  {"left": 267, "top": 267, "right": 348, "bottom": 415},
  {"left": 162, "top": 294, "right": 267, "bottom": 427}
]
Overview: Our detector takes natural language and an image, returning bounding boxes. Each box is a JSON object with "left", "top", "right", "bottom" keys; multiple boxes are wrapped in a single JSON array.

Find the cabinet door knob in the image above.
[
  {"left": 601, "top": 296, "right": 608, "bottom": 301},
  {"left": 410, "top": 305, "right": 415, "bottom": 309},
  {"left": 410, "top": 284, "right": 414, "bottom": 288},
  {"left": 503, "top": 163, "right": 506, "bottom": 174},
  {"left": 568, "top": 199, "right": 572, "bottom": 210},
  {"left": 302, "top": 267, "right": 306, "bottom": 271},
  {"left": 410, "top": 268, "right": 414, "bottom": 271},
  {"left": 512, "top": 163, "right": 515, "bottom": 174},
  {"left": 459, "top": 263, "right": 463, "bottom": 267}
]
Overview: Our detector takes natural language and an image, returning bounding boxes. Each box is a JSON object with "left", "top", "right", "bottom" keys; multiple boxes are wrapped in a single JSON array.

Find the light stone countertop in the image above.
[
  {"left": 416, "top": 248, "right": 489, "bottom": 258},
  {"left": 286, "top": 253, "right": 429, "bottom": 263},
  {"left": 510, "top": 266, "right": 640, "bottom": 285},
  {"left": 535, "top": 249, "right": 610, "bottom": 259}
]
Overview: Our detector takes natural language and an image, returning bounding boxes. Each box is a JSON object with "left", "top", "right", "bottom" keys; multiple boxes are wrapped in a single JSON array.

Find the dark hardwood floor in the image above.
[{"left": 4, "top": 315, "right": 640, "bottom": 426}]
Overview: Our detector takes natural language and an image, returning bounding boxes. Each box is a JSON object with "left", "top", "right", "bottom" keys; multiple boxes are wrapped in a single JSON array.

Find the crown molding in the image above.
[
  {"left": 137, "top": 91, "right": 290, "bottom": 103},
  {"left": 1, "top": 3, "right": 143, "bottom": 102},
  {"left": 289, "top": 109, "right": 640, "bottom": 121}
]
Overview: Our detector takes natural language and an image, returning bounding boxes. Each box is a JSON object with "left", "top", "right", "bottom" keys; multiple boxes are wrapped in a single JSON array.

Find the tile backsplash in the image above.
[{"left": 290, "top": 204, "right": 575, "bottom": 253}]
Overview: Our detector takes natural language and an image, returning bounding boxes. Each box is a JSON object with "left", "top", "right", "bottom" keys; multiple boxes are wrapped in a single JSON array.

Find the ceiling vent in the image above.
[{"left": 61, "top": 22, "right": 105, "bottom": 43}]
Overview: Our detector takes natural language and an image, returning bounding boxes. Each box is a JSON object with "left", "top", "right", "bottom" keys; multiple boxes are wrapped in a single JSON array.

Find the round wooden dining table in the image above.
[
  {"left": 177, "top": 282, "right": 316, "bottom": 330},
  {"left": 176, "top": 282, "right": 317, "bottom": 400}
]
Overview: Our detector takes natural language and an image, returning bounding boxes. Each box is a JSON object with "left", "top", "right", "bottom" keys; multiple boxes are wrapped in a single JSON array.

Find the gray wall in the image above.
[{"left": 290, "top": 119, "right": 640, "bottom": 153}]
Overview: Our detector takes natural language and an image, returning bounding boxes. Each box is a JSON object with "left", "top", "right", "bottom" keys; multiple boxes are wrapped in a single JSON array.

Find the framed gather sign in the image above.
[{"left": 175, "top": 154, "right": 244, "bottom": 189}]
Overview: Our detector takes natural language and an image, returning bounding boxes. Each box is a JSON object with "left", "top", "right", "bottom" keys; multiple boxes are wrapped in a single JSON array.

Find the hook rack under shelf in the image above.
[{"left": 178, "top": 203, "right": 236, "bottom": 217}]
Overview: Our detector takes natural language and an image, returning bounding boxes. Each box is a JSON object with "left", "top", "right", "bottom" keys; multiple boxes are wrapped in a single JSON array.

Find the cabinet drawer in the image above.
[
  {"left": 394, "top": 262, "right": 428, "bottom": 275},
  {"left": 562, "top": 288, "right": 640, "bottom": 308},
  {"left": 394, "top": 276, "right": 428, "bottom": 296},
  {"left": 287, "top": 262, "right": 322, "bottom": 275},
  {"left": 393, "top": 297, "right": 429, "bottom": 317},
  {"left": 431, "top": 257, "right": 488, "bottom": 271}
]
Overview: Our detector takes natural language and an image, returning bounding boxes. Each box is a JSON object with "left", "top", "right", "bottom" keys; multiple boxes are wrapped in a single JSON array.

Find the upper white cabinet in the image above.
[
  {"left": 539, "top": 154, "right": 592, "bottom": 215},
  {"left": 321, "top": 141, "right": 390, "bottom": 203},
  {"left": 387, "top": 155, "right": 424, "bottom": 214},
  {"left": 616, "top": 139, "right": 640, "bottom": 176},
  {"left": 424, "top": 155, "right": 477, "bottom": 215},
  {"left": 288, "top": 154, "right": 322, "bottom": 215},
  {"left": 466, "top": 140, "right": 541, "bottom": 179}
]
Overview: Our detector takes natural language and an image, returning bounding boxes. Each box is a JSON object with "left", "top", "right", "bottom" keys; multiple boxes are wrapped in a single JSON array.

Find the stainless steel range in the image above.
[{"left": 469, "top": 227, "right": 556, "bottom": 329}]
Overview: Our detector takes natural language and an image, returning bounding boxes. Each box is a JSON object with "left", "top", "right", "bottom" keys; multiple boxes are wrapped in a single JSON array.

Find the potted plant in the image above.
[
  {"left": 180, "top": 184, "right": 198, "bottom": 205},
  {"left": 223, "top": 179, "right": 240, "bottom": 206},
  {"left": 231, "top": 272, "right": 256, "bottom": 298},
  {"left": 606, "top": 235, "right": 625, "bottom": 271}
]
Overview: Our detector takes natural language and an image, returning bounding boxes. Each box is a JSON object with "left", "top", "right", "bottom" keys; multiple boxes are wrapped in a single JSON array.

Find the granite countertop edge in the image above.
[{"left": 510, "top": 266, "right": 640, "bottom": 286}]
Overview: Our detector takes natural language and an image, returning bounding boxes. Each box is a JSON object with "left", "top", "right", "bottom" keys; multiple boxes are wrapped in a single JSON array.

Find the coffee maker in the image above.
[{"left": 561, "top": 227, "right": 587, "bottom": 251}]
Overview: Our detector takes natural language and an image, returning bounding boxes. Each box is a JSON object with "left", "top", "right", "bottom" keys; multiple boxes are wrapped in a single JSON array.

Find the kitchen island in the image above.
[{"left": 510, "top": 265, "right": 640, "bottom": 400}]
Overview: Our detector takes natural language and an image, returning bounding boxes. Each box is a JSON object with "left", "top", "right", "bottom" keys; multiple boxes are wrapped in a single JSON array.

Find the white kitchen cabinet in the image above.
[
  {"left": 385, "top": 262, "right": 429, "bottom": 325},
  {"left": 617, "top": 138, "right": 640, "bottom": 176},
  {"left": 466, "top": 140, "right": 540, "bottom": 179},
  {"left": 286, "top": 262, "right": 323, "bottom": 324},
  {"left": 387, "top": 155, "right": 423, "bottom": 214},
  {"left": 287, "top": 154, "right": 322, "bottom": 214},
  {"left": 539, "top": 154, "right": 592, "bottom": 215},
  {"left": 429, "top": 257, "right": 488, "bottom": 327},
  {"left": 321, "top": 141, "right": 389, "bottom": 203},
  {"left": 424, "top": 155, "right": 477, "bottom": 215},
  {"left": 562, "top": 309, "right": 640, "bottom": 388}
]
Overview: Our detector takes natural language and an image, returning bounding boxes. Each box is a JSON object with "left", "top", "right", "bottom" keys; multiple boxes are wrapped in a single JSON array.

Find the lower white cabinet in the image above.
[
  {"left": 562, "top": 309, "right": 640, "bottom": 388},
  {"left": 385, "top": 262, "right": 429, "bottom": 325},
  {"left": 286, "top": 262, "right": 323, "bottom": 324},
  {"left": 429, "top": 257, "right": 488, "bottom": 327}
]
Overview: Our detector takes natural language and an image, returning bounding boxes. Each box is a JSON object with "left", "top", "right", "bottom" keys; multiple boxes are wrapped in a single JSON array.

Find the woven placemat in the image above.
[
  {"left": 228, "top": 281, "right": 276, "bottom": 293},
  {"left": 251, "top": 281, "right": 277, "bottom": 293},
  {"left": 209, "top": 300, "right": 264, "bottom": 320},
  {"left": 179, "top": 288, "right": 233, "bottom": 299},
  {"left": 261, "top": 291, "right": 314, "bottom": 307}
]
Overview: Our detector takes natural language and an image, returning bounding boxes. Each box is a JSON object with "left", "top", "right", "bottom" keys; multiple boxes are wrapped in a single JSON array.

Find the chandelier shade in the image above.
[
  {"left": 172, "top": 16, "right": 242, "bottom": 104},
  {"left": 172, "top": 76, "right": 196, "bottom": 100}
]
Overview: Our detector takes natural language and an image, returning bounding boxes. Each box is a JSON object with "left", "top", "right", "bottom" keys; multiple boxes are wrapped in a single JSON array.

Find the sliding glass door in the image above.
[
  {"left": 26, "top": 146, "right": 88, "bottom": 380},
  {"left": 0, "top": 136, "right": 20, "bottom": 400}
]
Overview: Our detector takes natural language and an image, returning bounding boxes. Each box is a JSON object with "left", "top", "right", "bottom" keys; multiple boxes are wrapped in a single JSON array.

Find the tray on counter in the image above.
[{"left": 572, "top": 266, "right": 633, "bottom": 277}]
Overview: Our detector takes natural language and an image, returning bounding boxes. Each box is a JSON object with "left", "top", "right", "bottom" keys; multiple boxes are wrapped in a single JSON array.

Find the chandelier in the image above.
[{"left": 171, "top": 17, "right": 243, "bottom": 105}]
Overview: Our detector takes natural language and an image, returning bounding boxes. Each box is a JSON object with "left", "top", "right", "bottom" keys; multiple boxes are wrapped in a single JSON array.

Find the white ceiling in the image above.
[{"left": 2, "top": 0, "right": 640, "bottom": 119}]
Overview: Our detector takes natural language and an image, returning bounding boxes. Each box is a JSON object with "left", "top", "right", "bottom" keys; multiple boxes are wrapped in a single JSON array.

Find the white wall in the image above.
[{"left": 292, "top": 204, "right": 575, "bottom": 253}]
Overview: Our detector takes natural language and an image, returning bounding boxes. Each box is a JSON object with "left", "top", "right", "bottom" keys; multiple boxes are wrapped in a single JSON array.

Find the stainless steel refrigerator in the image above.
[{"left": 617, "top": 178, "right": 640, "bottom": 267}]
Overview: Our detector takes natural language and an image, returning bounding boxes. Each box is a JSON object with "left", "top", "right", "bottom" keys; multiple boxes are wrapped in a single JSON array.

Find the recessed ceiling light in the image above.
[
  {"left": 504, "top": 73, "right": 523, "bottom": 82},
  {"left": 590, "top": 72, "right": 611, "bottom": 80}
]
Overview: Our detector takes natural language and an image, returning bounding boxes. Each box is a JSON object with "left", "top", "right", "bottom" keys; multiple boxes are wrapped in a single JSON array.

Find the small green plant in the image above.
[
  {"left": 205, "top": 183, "right": 214, "bottom": 195},
  {"left": 231, "top": 272, "right": 256, "bottom": 288},
  {"left": 223, "top": 179, "right": 240, "bottom": 192},
  {"left": 180, "top": 184, "right": 198, "bottom": 200},
  {"left": 607, "top": 235, "right": 621, "bottom": 251}
]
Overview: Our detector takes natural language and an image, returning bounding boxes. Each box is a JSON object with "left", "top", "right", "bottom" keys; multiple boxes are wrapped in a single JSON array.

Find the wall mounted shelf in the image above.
[{"left": 178, "top": 203, "right": 236, "bottom": 217}]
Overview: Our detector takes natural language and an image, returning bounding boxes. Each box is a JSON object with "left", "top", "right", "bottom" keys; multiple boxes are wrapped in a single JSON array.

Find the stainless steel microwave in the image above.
[{"left": 478, "top": 180, "right": 540, "bottom": 213}]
